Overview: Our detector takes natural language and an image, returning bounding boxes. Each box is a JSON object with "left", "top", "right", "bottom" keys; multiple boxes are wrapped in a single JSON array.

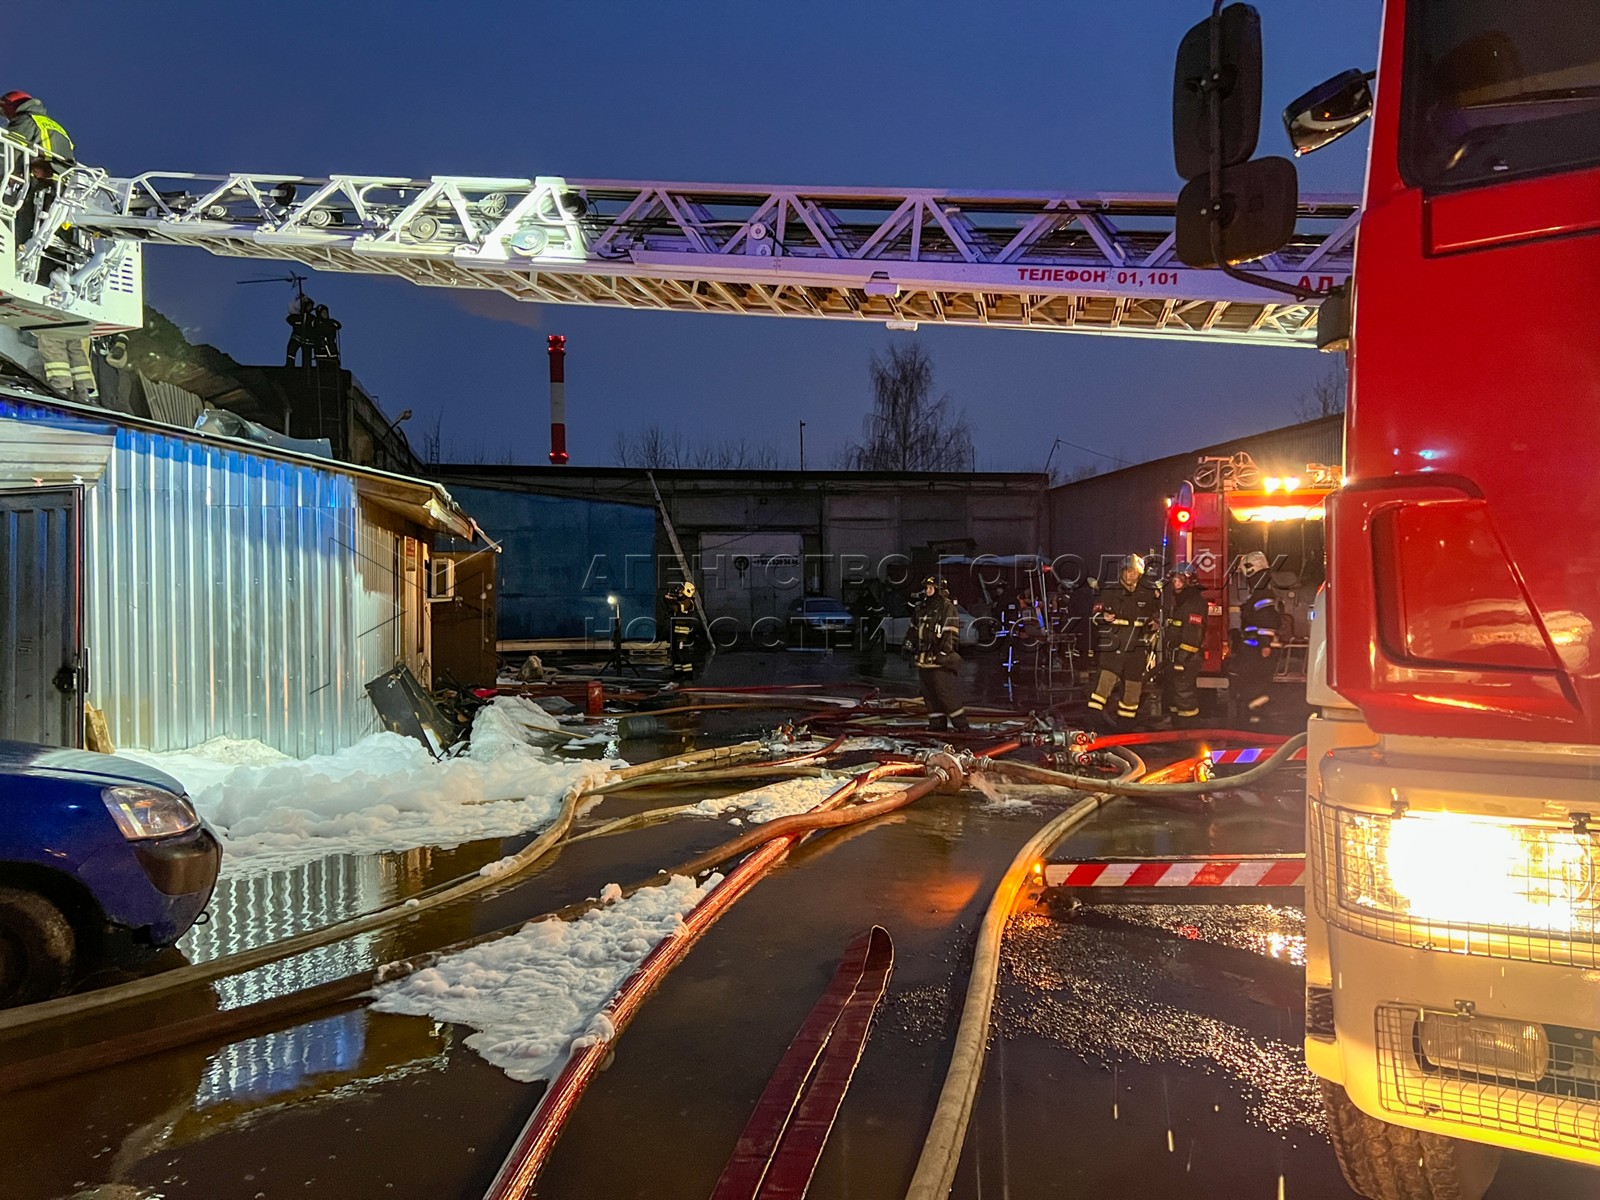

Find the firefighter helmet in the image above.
[
  {"left": 0, "top": 91, "right": 32, "bottom": 110},
  {"left": 1239, "top": 551, "right": 1271, "bottom": 577},
  {"left": 1169, "top": 560, "right": 1198, "bottom": 582},
  {"left": 680, "top": 581, "right": 696, "bottom": 600},
  {"left": 922, "top": 574, "right": 949, "bottom": 594}
]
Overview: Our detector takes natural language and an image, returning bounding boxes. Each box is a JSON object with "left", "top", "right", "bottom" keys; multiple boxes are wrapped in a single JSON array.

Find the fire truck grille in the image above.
[
  {"left": 1306, "top": 986, "right": 1335, "bottom": 1040},
  {"left": 1309, "top": 799, "right": 1600, "bottom": 969},
  {"left": 1376, "top": 1005, "right": 1600, "bottom": 1150}
]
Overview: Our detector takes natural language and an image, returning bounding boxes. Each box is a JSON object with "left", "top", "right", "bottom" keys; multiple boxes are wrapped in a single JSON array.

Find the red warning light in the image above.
[{"left": 1172, "top": 506, "right": 1193, "bottom": 527}]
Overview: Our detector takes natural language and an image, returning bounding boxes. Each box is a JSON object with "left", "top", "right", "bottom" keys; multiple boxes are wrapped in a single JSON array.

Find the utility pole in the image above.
[{"left": 799, "top": 420, "right": 806, "bottom": 471}]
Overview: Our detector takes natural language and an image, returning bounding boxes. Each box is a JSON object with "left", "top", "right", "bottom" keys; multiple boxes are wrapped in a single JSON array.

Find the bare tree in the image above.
[
  {"left": 419, "top": 411, "right": 444, "bottom": 466},
  {"left": 841, "top": 343, "right": 975, "bottom": 472},
  {"left": 1294, "top": 360, "right": 1348, "bottom": 421},
  {"left": 613, "top": 423, "right": 781, "bottom": 469}
]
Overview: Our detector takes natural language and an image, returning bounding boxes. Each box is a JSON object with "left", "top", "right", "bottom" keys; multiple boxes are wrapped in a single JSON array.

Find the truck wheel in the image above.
[
  {"left": 0, "top": 887, "right": 77, "bottom": 1007},
  {"left": 1321, "top": 1081, "right": 1501, "bottom": 1200}
]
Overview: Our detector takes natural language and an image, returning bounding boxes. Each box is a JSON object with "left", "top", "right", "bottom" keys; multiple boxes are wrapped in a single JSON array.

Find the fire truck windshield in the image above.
[{"left": 1403, "top": 0, "right": 1600, "bottom": 189}]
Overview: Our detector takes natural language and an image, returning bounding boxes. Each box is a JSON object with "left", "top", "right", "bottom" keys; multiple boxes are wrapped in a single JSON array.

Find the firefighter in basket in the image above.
[
  {"left": 1159, "top": 560, "right": 1207, "bottom": 726},
  {"left": 907, "top": 575, "right": 970, "bottom": 733},
  {"left": 1087, "top": 554, "right": 1159, "bottom": 726}
]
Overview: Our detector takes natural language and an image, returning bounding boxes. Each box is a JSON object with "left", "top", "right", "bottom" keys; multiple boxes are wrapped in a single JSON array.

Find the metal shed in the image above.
[{"left": 0, "top": 391, "right": 474, "bottom": 756}]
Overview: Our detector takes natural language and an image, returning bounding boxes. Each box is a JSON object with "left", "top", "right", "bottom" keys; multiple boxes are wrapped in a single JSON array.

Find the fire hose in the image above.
[
  {"left": 480, "top": 756, "right": 973, "bottom": 1200},
  {"left": 904, "top": 730, "right": 1307, "bottom": 1199},
  {"left": 0, "top": 739, "right": 813, "bottom": 1039}
]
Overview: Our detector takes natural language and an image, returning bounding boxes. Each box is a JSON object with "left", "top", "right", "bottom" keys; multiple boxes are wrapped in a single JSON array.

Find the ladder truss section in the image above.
[{"left": 77, "top": 172, "right": 1359, "bottom": 347}]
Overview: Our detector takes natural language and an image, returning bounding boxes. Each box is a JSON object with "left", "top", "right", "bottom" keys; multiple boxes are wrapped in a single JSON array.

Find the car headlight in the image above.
[
  {"left": 101, "top": 785, "right": 200, "bottom": 840},
  {"left": 1338, "top": 809, "right": 1600, "bottom": 935}
]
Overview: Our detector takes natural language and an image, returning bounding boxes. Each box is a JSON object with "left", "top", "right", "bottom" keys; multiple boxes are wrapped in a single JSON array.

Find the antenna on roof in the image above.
[{"left": 237, "top": 271, "right": 309, "bottom": 299}]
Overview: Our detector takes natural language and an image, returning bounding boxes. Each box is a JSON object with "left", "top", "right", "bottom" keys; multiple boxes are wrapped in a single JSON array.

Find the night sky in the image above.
[{"left": 29, "top": 0, "right": 1379, "bottom": 474}]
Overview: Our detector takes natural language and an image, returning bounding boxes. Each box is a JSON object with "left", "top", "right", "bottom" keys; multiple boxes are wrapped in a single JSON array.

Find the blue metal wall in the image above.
[{"left": 448, "top": 485, "right": 657, "bottom": 640}]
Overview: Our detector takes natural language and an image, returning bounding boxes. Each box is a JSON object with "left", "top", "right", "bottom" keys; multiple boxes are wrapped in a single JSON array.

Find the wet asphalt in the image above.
[{"left": 4, "top": 648, "right": 1597, "bottom": 1199}]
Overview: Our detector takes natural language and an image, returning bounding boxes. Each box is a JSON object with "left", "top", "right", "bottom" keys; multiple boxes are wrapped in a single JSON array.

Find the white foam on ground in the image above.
[
  {"left": 370, "top": 872, "right": 720, "bottom": 1082},
  {"left": 117, "top": 699, "right": 616, "bottom": 877},
  {"left": 689, "top": 771, "right": 914, "bottom": 824},
  {"left": 689, "top": 775, "right": 843, "bottom": 824}
]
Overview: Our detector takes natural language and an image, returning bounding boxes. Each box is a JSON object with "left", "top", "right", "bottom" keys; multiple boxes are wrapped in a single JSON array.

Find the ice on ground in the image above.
[
  {"left": 118, "top": 699, "right": 617, "bottom": 877},
  {"left": 370, "top": 872, "right": 720, "bottom": 1082}
]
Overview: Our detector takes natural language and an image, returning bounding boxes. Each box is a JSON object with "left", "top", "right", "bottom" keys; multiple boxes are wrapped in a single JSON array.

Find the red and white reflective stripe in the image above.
[
  {"left": 1206, "top": 746, "right": 1307, "bottom": 765},
  {"left": 1042, "top": 856, "right": 1304, "bottom": 888}
]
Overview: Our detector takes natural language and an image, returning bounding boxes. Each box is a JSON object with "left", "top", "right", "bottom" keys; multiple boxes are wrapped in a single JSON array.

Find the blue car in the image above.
[{"left": 0, "top": 740, "right": 221, "bottom": 1007}]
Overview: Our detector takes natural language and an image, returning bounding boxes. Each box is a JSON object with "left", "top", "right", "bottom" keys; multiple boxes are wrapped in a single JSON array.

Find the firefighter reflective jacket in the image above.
[
  {"left": 7, "top": 99, "right": 74, "bottom": 164},
  {"left": 1242, "top": 589, "right": 1283, "bottom": 649},
  {"left": 908, "top": 594, "right": 961, "bottom": 669},
  {"left": 1095, "top": 582, "right": 1159, "bottom": 654},
  {"left": 1162, "top": 585, "right": 1207, "bottom": 658}
]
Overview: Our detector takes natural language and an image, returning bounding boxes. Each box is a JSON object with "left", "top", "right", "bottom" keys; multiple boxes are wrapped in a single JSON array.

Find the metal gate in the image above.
[{"left": 0, "top": 488, "right": 84, "bottom": 747}]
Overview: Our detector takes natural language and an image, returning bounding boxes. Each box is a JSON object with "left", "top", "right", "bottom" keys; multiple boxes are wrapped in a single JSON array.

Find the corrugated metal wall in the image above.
[
  {"left": 1046, "top": 417, "right": 1343, "bottom": 577},
  {"left": 1, "top": 399, "right": 408, "bottom": 756}
]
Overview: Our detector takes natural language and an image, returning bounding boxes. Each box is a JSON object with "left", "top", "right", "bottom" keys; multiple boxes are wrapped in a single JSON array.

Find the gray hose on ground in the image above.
[
  {"left": 990, "top": 732, "right": 1306, "bottom": 797},
  {"left": 903, "top": 761, "right": 1139, "bottom": 1200}
]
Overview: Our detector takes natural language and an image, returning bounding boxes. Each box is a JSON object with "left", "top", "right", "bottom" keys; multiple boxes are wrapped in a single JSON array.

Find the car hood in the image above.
[{"left": 0, "top": 739, "right": 187, "bottom": 794}]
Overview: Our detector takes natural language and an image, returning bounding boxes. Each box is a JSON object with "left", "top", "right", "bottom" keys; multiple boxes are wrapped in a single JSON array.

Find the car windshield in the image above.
[
  {"left": 1404, "top": 0, "right": 1600, "bottom": 188},
  {"left": 805, "top": 599, "right": 848, "bottom": 614}
]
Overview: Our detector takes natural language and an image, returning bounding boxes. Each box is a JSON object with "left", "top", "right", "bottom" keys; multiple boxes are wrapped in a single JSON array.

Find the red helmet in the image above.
[{"left": 0, "top": 90, "right": 30, "bottom": 113}]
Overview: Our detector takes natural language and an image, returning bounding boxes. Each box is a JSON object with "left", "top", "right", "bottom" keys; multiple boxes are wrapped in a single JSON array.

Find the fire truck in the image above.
[
  {"left": 1163, "top": 454, "right": 1339, "bottom": 703},
  {"left": 4, "top": 2, "right": 1589, "bottom": 1191},
  {"left": 1171, "top": 4, "right": 1600, "bottom": 1196}
]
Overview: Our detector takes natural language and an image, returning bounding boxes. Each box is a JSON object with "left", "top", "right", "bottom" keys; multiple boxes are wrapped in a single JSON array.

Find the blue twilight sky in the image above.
[{"left": 23, "top": 0, "right": 1380, "bottom": 473}]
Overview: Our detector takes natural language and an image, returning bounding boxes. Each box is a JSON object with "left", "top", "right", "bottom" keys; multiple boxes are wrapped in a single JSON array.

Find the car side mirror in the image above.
[{"left": 1283, "top": 68, "right": 1374, "bottom": 156}]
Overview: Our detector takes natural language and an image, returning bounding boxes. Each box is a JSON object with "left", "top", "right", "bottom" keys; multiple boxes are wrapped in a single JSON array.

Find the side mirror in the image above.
[
  {"left": 1283, "top": 69, "right": 1374, "bottom": 156},
  {"left": 1172, "top": 3, "right": 1263, "bottom": 181},
  {"left": 1175, "top": 157, "right": 1298, "bottom": 268}
]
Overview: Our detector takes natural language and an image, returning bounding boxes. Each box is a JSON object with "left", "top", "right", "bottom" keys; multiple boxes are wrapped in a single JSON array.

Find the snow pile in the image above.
[
  {"left": 371, "top": 873, "right": 719, "bottom": 1082},
  {"left": 118, "top": 699, "right": 616, "bottom": 876}
]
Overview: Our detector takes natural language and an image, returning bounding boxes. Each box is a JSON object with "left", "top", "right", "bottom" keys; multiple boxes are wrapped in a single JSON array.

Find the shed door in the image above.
[{"left": 0, "top": 488, "right": 83, "bottom": 747}]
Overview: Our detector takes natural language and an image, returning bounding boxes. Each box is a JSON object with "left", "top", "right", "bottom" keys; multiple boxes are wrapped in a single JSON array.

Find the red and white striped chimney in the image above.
[{"left": 547, "top": 333, "right": 569, "bottom": 465}]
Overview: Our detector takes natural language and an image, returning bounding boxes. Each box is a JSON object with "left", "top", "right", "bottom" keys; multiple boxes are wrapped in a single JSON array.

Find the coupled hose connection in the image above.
[{"left": 991, "top": 732, "right": 1307, "bottom": 798}]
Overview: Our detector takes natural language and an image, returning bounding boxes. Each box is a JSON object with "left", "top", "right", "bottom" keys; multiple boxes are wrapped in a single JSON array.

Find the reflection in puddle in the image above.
[
  {"left": 178, "top": 842, "right": 505, "bottom": 1011},
  {"left": 998, "top": 911, "right": 1325, "bottom": 1135}
]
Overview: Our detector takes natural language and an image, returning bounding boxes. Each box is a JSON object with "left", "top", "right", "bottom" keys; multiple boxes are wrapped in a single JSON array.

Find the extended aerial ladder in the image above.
[{"left": 15, "top": 160, "right": 1356, "bottom": 348}]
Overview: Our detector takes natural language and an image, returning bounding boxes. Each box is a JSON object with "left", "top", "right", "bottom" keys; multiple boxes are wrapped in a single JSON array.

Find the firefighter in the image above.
[
  {"left": 2, "top": 91, "right": 74, "bottom": 248},
  {"left": 1088, "top": 555, "right": 1159, "bottom": 725},
  {"left": 1233, "top": 551, "right": 1283, "bottom": 720},
  {"left": 311, "top": 304, "right": 342, "bottom": 366},
  {"left": 665, "top": 581, "right": 698, "bottom": 681},
  {"left": 1160, "top": 560, "right": 1207, "bottom": 725},
  {"left": 34, "top": 330, "right": 97, "bottom": 404},
  {"left": 285, "top": 293, "right": 317, "bottom": 366},
  {"left": 908, "top": 575, "right": 969, "bottom": 732}
]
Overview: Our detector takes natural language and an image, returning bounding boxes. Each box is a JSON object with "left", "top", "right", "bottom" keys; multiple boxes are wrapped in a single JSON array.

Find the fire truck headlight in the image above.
[
  {"left": 1418, "top": 1013, "right": 1549, "bottom": 1084},
  {"left": 1342, "top": 810, "right": 1600, "bottom": 934}
]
